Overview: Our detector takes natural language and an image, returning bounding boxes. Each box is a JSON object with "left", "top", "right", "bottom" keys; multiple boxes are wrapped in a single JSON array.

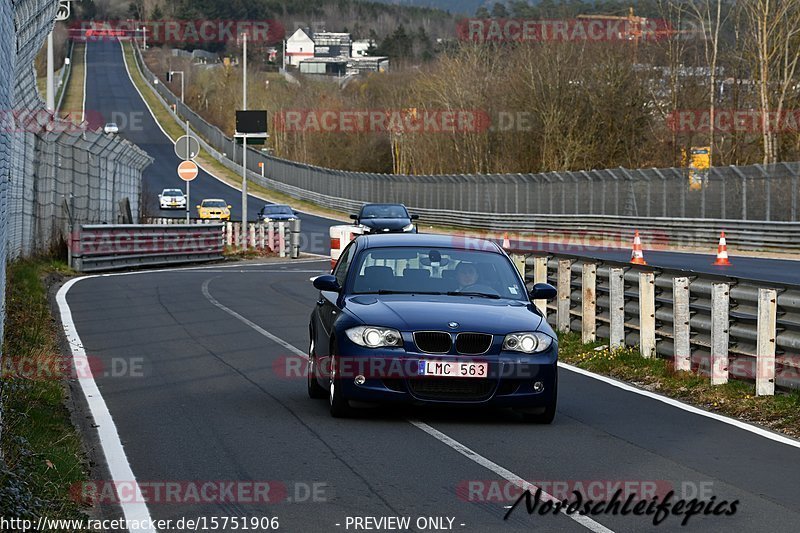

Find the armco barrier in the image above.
[
  {"left": 512, "top": 251, "right": 800, "bottom": 392},
  {"left": 69, "top": 224, "right": 224, "bottom": 272}
]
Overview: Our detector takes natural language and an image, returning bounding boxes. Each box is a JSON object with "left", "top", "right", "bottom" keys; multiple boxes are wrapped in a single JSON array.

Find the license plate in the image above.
[{"left": 418, "top": 360, "right": 488, "bottom": 378}]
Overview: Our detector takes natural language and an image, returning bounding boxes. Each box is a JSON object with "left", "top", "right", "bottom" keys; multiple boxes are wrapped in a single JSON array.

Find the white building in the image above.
[
  {"left": 285, "top": 28, "right": 315, "bottom": 66},
  {"left": 351, "top": 39, "right": 375, "bottom": 58}
]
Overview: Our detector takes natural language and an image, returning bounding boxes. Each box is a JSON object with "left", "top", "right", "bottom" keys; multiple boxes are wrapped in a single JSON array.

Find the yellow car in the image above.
[{"left": 197, "top": 199, "right": 231, "bottom": 220}]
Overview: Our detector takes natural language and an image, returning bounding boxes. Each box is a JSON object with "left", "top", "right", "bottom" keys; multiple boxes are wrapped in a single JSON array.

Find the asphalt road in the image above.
[
  {"left": 85, "top": 39, "right": 800, "bottom": 281},
  {"left": 64, "top": 260, "right": 800, "bottom": 533},
  {"left": 84, "top": 39, "right": 335, "bottom": 254}
]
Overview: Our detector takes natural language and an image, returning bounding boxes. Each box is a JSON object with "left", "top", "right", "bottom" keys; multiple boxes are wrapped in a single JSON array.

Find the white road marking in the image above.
[
  {"left": 199, "top": 281, "right": 612, "bottom": 532},
  {"left": 56, "top": 278, "right": 156, "bottom": 533},
  {"left": 559, "top": 362, "right": 800, "bottom": 449}
]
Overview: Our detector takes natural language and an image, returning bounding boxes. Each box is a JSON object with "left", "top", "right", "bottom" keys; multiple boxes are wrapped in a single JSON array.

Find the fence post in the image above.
[
  {"left": 233, "top": 222, "right": 240, "bottom": 248},
  {"left": 259, "top": 222, "right": 265, "bottom": 249},
  {"left": 226, "top": 222, "right": 232, "bottom": 246},
  {"left": 609, "top": 268, "right": 625, "bottom": 350},
  {"left": 268, "top": 221, "right": 275, "bottom": 250},
  {"left": 582, "top": 263, "right": 596, "bottom": 343},
  {"left": 278, "top": 221, "right": 286, "bottom": 257},
  {"left": 249, "top": 223, "right": 256, "bottom": 248},
  {"left": 639, "top": 272, "right": 656, "bottom": 358},
  {"left": 673, "top": 277, "right": 691, "bottom": 371},
  {"left": 511, "top": 253, "right": 526, "bottom": 279},
  {"left": 756, "top": 288, "right": 777, "bottom": 396},
  {"left": 710, "top": 282, "right": 730, "bottom": 385},
  {"left": 291, "top": 219, "right": 301, "bottom": 258},
  {"left": 557, "top": 259, "right": 572, "bottom": 333},
  {"left": 533, "top": 256, "right": 548, "bottom": 317}
]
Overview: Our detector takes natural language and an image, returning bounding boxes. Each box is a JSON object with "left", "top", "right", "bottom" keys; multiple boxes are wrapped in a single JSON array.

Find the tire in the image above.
[
  {"left": 519, "top": 372, "right": 558, "bottom": 424},
  {"left": 328, "top": 348, "right": 353, "bottom": 418},
  {"left": 307, "top": 337, "right": 326, "bottom": 399}
]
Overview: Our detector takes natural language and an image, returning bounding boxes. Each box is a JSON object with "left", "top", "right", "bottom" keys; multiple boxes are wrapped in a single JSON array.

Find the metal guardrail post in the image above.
[
  {"left": 291, "top": 219, "right": 301, "bottom": 258},
  {"left": 673, "top": 277, "right": 691, "bottom": 372},
  {"left": 582, "top": 263, "right": 597, "bottom": 343},
  {"left": 639, "top": 272, "right": 656, "bottom": 358},
  {"left": 609, "top": 267, "right": 625, "bottom": 349},
  {"left": 533, "top": 256, "right": 548, "bottom": 317},
  {"left": 557, "top": 259, "right": 572, "bottom": 333},
  {"left": 279, "top": 221, "right": 286, "bottom": 257},
  {"left": 756, "top": 289, "right": 777, "bottom": 396},
  {"left": 510, "top": 253, "right": 526, "bottom": 279},
  {"left": 711, "top": 282, "right": 730, "bottom": 385}
]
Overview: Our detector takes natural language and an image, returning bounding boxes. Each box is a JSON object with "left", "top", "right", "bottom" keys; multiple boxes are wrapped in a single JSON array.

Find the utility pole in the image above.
[
  {"left": 168, "top": 70, "right": 185, "bottom": 102},
  {"left": 241, "top": 32, "right": 248, "bottom": 249},
  {"left": 46, "top": 31, "right": 54, "bottom": 110}
]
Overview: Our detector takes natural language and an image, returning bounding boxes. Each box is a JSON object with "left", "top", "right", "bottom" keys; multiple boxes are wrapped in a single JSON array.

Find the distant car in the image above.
[
  {"left": 158, "top": 188, "right": 186, "bottom": 210},
  {"left": 257, "top": 204, "right": 299, "bottom": 222},
  {"left": 350, "top": 203, "right": 418, "bottom": 233},
  {"left": 103, "top": 122, "right": 119, "bottom": 134},
  {"left": 308, "top": 234, "right": 559, "bottom": 422},
  {"left": 197, "top": 199, "right": 231, "bottom": 220}
]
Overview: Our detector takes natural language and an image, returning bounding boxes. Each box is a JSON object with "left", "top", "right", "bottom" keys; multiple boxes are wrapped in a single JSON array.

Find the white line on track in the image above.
[
  {"left": 560, "top": 362, "right": 800, "bottom": 449},
  {"left": 199, "top": 278, "right": 613, "bottom": 532},
  {"left": 56, "top": 278, "right": 156, "bottom": 533}
]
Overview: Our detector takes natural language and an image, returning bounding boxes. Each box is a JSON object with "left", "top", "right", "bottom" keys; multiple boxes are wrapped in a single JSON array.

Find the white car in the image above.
[
  {"left": 103, "top": 122, "right": 119, "bottom": 134},
  {"left": 158, "top": 188, "right": 187, "bottom": 210}
]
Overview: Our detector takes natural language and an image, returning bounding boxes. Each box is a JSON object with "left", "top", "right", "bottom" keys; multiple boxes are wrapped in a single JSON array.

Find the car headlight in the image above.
[
  {"left": 502, "top": 332, "right": 553, "bottom": 353},
  {"left": 403, "top": 223, "right": 415, "bottom": 232},
  {"left": 346, "top": 326, "right": 403, "bottom": 348}
]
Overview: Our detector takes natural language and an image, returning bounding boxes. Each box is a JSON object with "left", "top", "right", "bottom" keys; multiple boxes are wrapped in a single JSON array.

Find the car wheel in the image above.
[
  {"left": 307, "top": 338, "right": 326, "bottom": 399},
  {"left": 328, "top": 348, "right": 353, "bottom": 418},
  {"left": 518, "top": 372, "right": 557, "bottom": 424}
]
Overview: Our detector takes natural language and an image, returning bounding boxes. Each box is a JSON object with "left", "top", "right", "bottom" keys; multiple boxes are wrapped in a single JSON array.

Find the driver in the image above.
[{"left": 455, "top": 262, "right": 479, "bottom": 290}]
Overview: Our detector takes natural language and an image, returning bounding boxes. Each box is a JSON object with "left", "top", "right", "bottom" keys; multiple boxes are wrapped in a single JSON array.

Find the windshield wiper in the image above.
[
  {"left": 377, "top": 290, "right": 445, "bottom": 295},
  {"left": 446, "top": 291, "right": 501, "bottom": 299}
]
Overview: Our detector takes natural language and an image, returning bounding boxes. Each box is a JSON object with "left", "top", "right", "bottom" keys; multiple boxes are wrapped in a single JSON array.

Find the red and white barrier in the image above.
[{"left": 330, "top": 225, "right": 366, "bottom": 270}]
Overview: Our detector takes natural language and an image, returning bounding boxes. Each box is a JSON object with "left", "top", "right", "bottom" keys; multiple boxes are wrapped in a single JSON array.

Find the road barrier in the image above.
[
  {"left": 69, "top": 223, "right": 225, "bottom": 272},
  {"left": 143, "top": 218, "right": 300, "bottom": 259},
  {"left": 511, "top": 251, "right": 800, "bottom": 393}
]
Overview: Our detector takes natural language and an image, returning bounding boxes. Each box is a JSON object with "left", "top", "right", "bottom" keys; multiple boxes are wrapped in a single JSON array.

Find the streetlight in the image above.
[
  {"left": 240, "top": 32, "right": 248, "bottom": 248},
  {"left": 167, "top": 70, "right": 185, "bottom": 102}
]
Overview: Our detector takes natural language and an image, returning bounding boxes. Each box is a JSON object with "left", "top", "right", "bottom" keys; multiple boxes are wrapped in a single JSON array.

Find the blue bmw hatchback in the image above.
[{"left": 308, "top": 234, "right": 559, "bottom": 422}]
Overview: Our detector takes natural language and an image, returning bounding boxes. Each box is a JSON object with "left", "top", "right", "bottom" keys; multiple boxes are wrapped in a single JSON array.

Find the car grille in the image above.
[
  {"left": 414, "top": 331, "right": 451, "bottom": 353},
  {"left": 408, "top": 378, "right": 494, "bottom": 401},
  {"left": 455, "top": 333, "right": 492, "bottom": 355}
]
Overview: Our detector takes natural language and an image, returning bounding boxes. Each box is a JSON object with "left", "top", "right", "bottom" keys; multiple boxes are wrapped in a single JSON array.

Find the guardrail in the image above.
[
  {"left": 143, "top": 218, "right": 301, "bottom": 258},
  {"left": 69, "top": 223, "right": 224, "bottom": 272},
  {"left": 511, "top": 251, "right": 800, "bottom": 393}
]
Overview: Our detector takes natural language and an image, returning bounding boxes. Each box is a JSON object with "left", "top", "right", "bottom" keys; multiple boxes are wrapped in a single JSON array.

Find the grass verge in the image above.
[
  {"left": 559, "top": 332, "right": 800, "bottom": 439},
  {"left": 0, "top": 259, "right": 89, "bottom": 521},
  {"left": 60, "top": 43, "right": 85, "bottom": 122}
]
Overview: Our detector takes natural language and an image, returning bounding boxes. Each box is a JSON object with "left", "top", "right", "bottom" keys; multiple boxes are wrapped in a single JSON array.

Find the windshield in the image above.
[
  {"left": 202, "top": 200, "right": 227, "bottom": 208},
  {"left": 360, "top": 205, "right": 408, "bottom": 219},
  {"left": 163, "top": 190, "right": 183, "bottom": 197},
  {"left": 264, "top": 205, "right": 293, "bottom": 214},
  {"left": 351, "top": 247, "right": 526, "bottom": 300}
]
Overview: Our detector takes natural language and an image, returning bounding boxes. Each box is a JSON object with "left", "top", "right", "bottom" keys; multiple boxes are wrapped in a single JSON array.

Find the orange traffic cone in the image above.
[
  {"left": 630, "top": 230, "right": 647, "bottom": 265},
  {"left": 502, "top": 232, "right": 511, "bottom": 249},
  {"left": 713, "top": 232, "right": 732, "bottom": 266}
]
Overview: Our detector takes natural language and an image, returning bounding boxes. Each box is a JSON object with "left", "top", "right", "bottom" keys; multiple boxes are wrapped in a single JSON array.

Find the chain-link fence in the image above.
[
  {"left": 133, "top": 44, "right": 800, "bottom": 223},
  {"left": 1, "top": 1, "right": 153, "bottom": 451}
]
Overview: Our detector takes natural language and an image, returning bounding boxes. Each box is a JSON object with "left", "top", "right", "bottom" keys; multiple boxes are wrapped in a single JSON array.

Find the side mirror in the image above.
[
  {"left": 196, "top": 205, "right": 201, "bottom": 209},
  {"left": 313, "top": 274, "right": 341, "bottom": 293},
  {"left": 410, "top": 214, "right": 419, "bottom": 220},
  {"left": 227, "top": 205, "right": 232, "bottom": 209},
  {"left": 349, "top": 214, "right": 359, "bottom": 220},
  {"left": 529, "top": 283, "right": 557, "bottom": 301}
]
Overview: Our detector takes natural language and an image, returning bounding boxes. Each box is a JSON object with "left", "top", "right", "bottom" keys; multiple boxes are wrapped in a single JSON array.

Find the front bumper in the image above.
[{"left": 330, "top": 337, "right": 557, "bottom": 407}]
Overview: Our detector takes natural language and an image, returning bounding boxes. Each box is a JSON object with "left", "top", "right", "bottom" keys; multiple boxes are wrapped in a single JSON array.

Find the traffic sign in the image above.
[
  {"left": 177, "top": 161, "right": 198, "bottom": 182},
  {"left": 174, "top": 135, "right": 200, "bottom": 160}
]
